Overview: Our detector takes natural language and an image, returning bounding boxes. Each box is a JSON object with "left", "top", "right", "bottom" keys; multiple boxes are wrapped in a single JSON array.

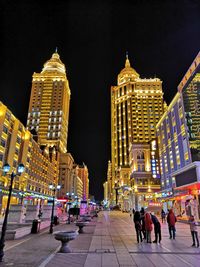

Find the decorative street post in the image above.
[
  {"left": 66, "top": 192, "right": 72, "bottom": 224},
  {"left": 0, "top": 163, "right": 25, "bottom": 262},
  {"left": 67, "top": 202, "right": 72, "bottom": 224},
  {"left": 49, "top": 184, "right": 61, "bottom": 234},
  {"left": 114, "top": 181, "right": 120, "bottom": 205}
]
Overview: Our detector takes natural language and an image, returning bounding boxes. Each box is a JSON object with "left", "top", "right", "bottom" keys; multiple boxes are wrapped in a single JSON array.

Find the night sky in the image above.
[{"left": 1, "top": 0, "right": 200, "bottom": 200}]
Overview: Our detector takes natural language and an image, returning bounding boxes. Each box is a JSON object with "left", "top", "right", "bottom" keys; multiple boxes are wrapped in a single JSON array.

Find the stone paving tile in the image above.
[
  {"left": 2, "top": 231, "right": 61, "bottom": 267},
  {"left": 178, "top": 254, "right": 200, "bottom": 267},
  {"left": 102, "top": 253, "right": 119, "bottom": 266},
  {"left": 46, "top": 253, "right": 87, "bottom": 267},
  {"left": 131, "top": 254, "right": 155, "bottom": 267},
  {"left": 84, "top": 254, "right": 101, "bottom": 267},
  {"left": 159, "top": 254, "right": 192, "bottom": 267},
  {"left": 145, "top": 254, "right": 171, "bottom": 267},
  {"left": 116, "top": 254, "right": 135, "bottom": 266}
]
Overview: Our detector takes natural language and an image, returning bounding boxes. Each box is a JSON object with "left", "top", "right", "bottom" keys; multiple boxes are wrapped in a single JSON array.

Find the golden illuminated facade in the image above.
[
  {"left": 27, "top": 51, "right": 71, "bottom": 153},
  {"left": 74, "top": 175, "right": 83, "bottom": 200},
  {"left": 0, "top": 101, "right": 58, "bottom": 212},
  {"left": 72, "top": 164, "right": 84, "bottom": 199},
  {"left": 106, "top": 160, "right": 112, "bottom": 204},
  {"left": 178, "top": 51, "right": 200, "bottom": 154},
  {"left": 58, "top": 153, "right": 74, "bottom": 198},
  {"left": 129, "top": 141, "right": 160, "bottom": 209},
  {"left": 111, "top": 54, "right": 164, "bottom": 204},
  {"left": 78, "top": 164, "right": 89, "bottom": 200},
  {"left": 103, "top": 181, "right": 109, "bottom": 203}
]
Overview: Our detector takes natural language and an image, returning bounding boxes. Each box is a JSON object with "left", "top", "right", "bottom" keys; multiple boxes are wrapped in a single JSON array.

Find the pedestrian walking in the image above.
[
  {"left": 167, "top": 208, "right": 177, "bottom": 239},
  {"left": 151, "top": 213, "right": 161, "bottom": 243},
  {"left": 188, "top": 215, "right": 199, "bottom": 247},
  {"left": 140, "top": 207, "right": 146, "bottom": 240},
  {"left": 161, "top": 209, "right": 166, "bottom": 223},
  {"left": 133, "top": 211, "right": 143, "bottom": 243},
  {"left": 144, "top": 212, "right": 153, "bottom": 243}
]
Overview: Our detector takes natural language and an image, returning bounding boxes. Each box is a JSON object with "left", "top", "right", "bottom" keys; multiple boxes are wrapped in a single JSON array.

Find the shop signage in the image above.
[
  {"left": 161, "top": 191, "right": 173, "bottom": 198},
  {"left": 148, "top": 202, "right": 162, "bottom": 207},
  {"left": 0, "top": 187, "right": 52, "bottom": 200},
  {"left": 173, "top": 189, "right": 190, "bottom": 196}
]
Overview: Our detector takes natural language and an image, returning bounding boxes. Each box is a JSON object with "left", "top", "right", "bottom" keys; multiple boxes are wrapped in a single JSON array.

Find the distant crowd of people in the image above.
[{"left": 131, "top": 208, "right": 199, "bottom": 247}]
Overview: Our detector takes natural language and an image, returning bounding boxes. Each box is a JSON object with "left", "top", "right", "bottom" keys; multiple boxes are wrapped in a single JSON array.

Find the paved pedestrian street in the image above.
[{"left": 1, "top": 211, "right": 200, "bottom": 267}]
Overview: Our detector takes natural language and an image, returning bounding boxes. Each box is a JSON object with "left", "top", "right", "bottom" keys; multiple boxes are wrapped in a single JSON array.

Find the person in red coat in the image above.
[
  {"left": 167, "top": 209, "right": 177, "bottom": 239},
  {"left": 144, "top": 212, "right": 153, "bottom": 243}
]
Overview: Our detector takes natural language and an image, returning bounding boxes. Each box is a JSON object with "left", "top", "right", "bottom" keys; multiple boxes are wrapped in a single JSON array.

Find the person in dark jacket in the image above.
[
  {"left": 140, "top": 207, "right": 146, "bottom": 239},
  {"left": 161, "top": 209, "right": 166, "bottom": 223},
  {"left": 167, "top": 209, "right": 177, "bottom": 239},
  {"left": 134, "top": 211, "right": 143, "bottom": 243},
  {"left": 151, "top": 213, "right": 161, "bottom": 243}
]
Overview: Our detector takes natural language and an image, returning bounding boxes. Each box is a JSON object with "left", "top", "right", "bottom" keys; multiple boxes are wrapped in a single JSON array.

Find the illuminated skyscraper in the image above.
[
  {"left": 156, "top": 52, "right": 200, "bottom": 218},
  {"left": 27, "top": 51, "right": 70, "bottom": 153},
  {"left": 110, "top": 54, "right": 165, "bottom": 203}
]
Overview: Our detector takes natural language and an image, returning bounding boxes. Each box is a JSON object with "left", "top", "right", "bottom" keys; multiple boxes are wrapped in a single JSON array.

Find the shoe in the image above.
[
  {"left": 191, "top": 244, "right": 195, "bottom": 247},
  {"left": 153, "top": 240, "right": 157, "bottom": 243},
  {"left": 169, "top": 237, "right": 172, "bottom": 239},
  {"left": 197, "top": 244, "right": 199, "bottom": 248}
]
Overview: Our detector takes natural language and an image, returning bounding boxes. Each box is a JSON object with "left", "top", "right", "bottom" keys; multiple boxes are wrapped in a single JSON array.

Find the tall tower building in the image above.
[
  {"left": 156, "top": 52, "right": 200, "bottom": 217},
  {"left": 78, "top": 164, "right": 89, "bottom": 201},
  {"left": 111, "top": 54, "right": 165, "bottom": 204},
  {"left": 27, "top": 51, "right": 70, "bottom": 153}
]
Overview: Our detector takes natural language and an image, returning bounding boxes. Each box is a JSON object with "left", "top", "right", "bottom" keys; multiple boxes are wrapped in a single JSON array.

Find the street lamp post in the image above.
[
  {"left": 49, "top": 184, "right": 61, "bottom": 234},
  {"left": 114, "top": 181, "right": 120, "bottom": 205},
  {"left": 67, "top": 202, "right": 72, "bottom": 224},
  {"left": 0, "top": 163, "right": 25, "bottom": 262},
  {"left": 66, "top": 192, "right": 74, "bottom": 224},
  {"left": 115, "top": 187, "right": 118, "bottom": 205}
]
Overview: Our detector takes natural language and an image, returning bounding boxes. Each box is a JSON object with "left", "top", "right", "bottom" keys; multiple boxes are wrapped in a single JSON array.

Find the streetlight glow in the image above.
[
  {"left": 49, "top": 184, "right": 53, "bottom": 189},
  {"left": 17, "top": 163, "right": 25, "bottom": 174},
  {"left": 3, "top": 163, "right": 10, "bottom": 174}
]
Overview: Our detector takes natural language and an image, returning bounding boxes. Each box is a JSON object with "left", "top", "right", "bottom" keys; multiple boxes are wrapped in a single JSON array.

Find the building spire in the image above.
[
  {"left": 125, "top": 51, "right": 130, "bottom": 68},
  {"left": 55, "top": 47, "right": 58, "bottom": 53}
]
